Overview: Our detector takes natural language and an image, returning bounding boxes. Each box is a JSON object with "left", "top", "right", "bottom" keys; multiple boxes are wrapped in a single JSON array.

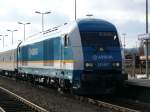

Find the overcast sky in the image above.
[{"left": 0, "top": 0, "right": 148, "bottom": 49}]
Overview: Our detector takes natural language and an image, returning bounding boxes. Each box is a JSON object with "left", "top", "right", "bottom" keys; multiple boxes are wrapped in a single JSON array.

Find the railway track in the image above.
[
  {"left": 87, "top": 98, "right": 140, "bottom": 112},
  {"left": 0, "top": 86, "right": 48, "bottom": 112},
  {"left": 0, "top": 107, "right": 5, "bottom": 112},
  {"left": 73, "top": 96, "right": 140, "bottom": 112},
  {"left": 0, "top": 75, "right": 147, "bottom": 112}
]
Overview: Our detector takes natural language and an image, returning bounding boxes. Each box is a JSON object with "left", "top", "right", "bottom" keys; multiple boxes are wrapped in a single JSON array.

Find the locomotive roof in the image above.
[
  {"left": 77, "top": 18, "right": 117, "bottom": 32},
  {"left": 20, "top": 21, "right": 75, "bottom": 47},
  {"left": 0, "top": 18, "right": 117, "bottom": 52},
  {"left": 21, "top": 18, "right": 117, "bottom": 46}
]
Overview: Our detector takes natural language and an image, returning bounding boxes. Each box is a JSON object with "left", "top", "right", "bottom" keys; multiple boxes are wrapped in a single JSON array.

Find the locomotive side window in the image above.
[{"left": 64, "top": 34, "right": 69, "bottom": 47}]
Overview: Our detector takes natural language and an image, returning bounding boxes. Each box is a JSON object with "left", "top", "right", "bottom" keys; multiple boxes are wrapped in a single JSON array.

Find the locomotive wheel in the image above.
[
  {"left": 59, "top": 79, "right": 65, "bottom": 88},
  {"left": 57, "top": 78, "right": 66, "bottom": 94}
]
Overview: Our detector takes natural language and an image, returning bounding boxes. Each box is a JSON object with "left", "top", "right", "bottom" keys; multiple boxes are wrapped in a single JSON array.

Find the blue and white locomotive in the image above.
[{"left": 0, "top": 18, "right": 126, "bottom": 95}]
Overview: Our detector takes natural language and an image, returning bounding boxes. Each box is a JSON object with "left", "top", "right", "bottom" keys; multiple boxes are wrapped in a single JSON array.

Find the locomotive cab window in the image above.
[{"left": 80, "top": 32, "right": 120, "bottom": 47}]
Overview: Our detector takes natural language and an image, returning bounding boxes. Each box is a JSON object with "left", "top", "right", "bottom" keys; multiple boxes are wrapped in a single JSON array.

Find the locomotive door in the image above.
[{"left": 60, "top": 34, "right": 68, "bottom": 76}]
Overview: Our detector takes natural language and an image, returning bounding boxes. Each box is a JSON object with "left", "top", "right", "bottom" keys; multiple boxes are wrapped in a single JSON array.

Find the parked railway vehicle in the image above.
[{"left": 0, "top": 18, "right": 126, "bottom": 95}]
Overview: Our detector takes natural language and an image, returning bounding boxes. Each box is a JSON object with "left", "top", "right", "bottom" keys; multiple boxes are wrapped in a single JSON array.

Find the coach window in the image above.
[{"left": 64, "top": 34, "right": 69, "bottom": 47}]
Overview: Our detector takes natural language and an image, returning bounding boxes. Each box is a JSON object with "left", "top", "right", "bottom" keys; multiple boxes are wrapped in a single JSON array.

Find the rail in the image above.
[
  {"left": 87, "top": 98, "right": 140, "bottom": 112},
  {"left": 0, "top": 107, "right": 5, "bottom": 112},
  {"left": 0, "top": 86, "right": 48, "bottom": 112}
]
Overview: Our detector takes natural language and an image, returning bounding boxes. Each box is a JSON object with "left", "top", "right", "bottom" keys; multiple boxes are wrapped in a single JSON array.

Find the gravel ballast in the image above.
[{"left": 0, "top": 76, "right": 113, "bottom": 112}]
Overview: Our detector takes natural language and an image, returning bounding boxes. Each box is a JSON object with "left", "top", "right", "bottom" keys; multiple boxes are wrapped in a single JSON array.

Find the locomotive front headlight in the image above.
[
  {"left": 99, "top": 47, "right": 104, "bottom": 52},
  {"left": 116, "top": 62, "right": 120, "bottom": 67},
  {"left": 85, "top": 62, "right": 94, "bottom": 67},
  {"left": 112, "top": 62, "right": 120, "bottom": 67}
]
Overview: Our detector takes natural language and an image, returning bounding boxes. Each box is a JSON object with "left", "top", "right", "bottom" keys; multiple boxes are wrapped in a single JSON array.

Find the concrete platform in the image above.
[{"left": 125, "top": 79, "right": 150, "bottom": 88}]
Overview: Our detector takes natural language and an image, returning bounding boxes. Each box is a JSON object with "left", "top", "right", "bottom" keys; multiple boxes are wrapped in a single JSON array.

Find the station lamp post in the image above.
[
  {"left": 146, "top": 0, "right": 149, "bottom": 78},
  {"left": 139, "top": 0, "right": 149, "bottom": 79},
  {"left": 75, "top": 0, "right": 77, "bottom": 20},
  {"left": 146, "top": 0, "right": 148, "bottom": 33},
  {"left": 86, "top": 14, "right": 94, "bottom": 18},
  {"left": 0, "top": 35, "right": 8, "bottom": 48},
  {"left": 18, "top": 40, "right": 22, "bottom": 42},
  {"left": 18, "top": 22, "right": 31, "bottom": 41},
  {"left": 0, "top": 39, "right": 1, "bottom": 48},
  {"left": 122, "top": 33, "right": 126, "bottom": 55},
  {"left": 7, "top": 29, "right": 17, "bottom": 45},
  {"left": 35, "top": 11, "right": 51, "bottom": 32}
]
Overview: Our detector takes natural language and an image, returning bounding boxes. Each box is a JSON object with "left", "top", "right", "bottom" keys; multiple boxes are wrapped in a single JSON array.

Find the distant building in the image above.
[{"left": 140, "top": 43, "right": 150, "bottom": 61}]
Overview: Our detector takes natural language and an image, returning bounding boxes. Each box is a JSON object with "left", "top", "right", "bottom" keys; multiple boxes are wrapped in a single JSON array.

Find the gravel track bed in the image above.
[{"left": 0, "top": 76, "right": 114, "bottom": 112}]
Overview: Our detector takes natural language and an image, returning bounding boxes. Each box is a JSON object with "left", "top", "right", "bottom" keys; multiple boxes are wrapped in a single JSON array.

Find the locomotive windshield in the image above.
[{"left": 80, "top": 32, "right": 120, "bottom": 47}]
